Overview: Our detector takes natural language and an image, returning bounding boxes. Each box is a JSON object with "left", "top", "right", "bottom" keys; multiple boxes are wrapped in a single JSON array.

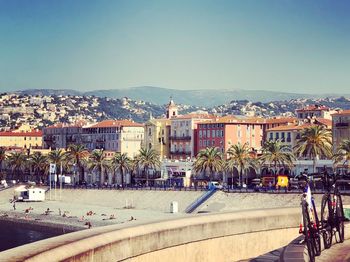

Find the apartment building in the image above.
[
  {"left": 196, "top": 115, "right": 266, "bottom": 154},
  {"left": 266, "top": 118, "right": 332, "bottom": 150},
  {"left": 0, "top": 125, "right": 42, "bottom": 148},
  {"left": 296, "top": 105, "right": 335, "bottom": 120},
  {"left": 144, "top": 118, "right": 171, "bottom": 160},
  {"left": 42, "top": 121, "right": 86, "bottom": 149},
  {"left": 170, "top": 113, "right": 214, "bottom": 159},
  {"left": 332, "top": 110, "right": 350, "bottom": 151},
  {"left": 82, "top": 120, "right": 144, "bottom": 158}
]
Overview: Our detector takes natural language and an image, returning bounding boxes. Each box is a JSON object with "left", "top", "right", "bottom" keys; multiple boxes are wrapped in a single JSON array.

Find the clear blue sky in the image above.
[{"left": 0, "top": 0, "right": 349, "bottom": 93}]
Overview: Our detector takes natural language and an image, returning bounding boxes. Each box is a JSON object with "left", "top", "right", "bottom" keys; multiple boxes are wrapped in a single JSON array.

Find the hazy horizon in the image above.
[{"left": 1, "top": 0, "right": 349, "bottom": 93}]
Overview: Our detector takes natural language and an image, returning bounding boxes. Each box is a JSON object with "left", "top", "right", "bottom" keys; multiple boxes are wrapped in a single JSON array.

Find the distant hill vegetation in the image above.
[{"left": 17, "top": 86, "right": 349, "bottom": 107}]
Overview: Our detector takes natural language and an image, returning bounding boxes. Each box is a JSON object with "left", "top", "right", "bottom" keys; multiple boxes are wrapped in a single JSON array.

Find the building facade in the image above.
[
  {"left": 170, "top": 114, "right": 214, "bottom": 159},
  {"left": 0, "top": 125, "right": 42, "bottom": 149},
  {"left": 332, "top": 110, "right": 350, "bottom": 151},
  {"left": 266, "top": 119, "right": 332, "bottom": 151},
  {"left": 296, "top": 105, "right": 335, "bottom": 120},
  {"left": 82, "top": 120, "right": 144, "bottom": 158},
  {"left": 42, "top": 122, "right": 86, "bottom": 149},
  {"left": 196, "top": 116, "right": 266, "bottom": 154},
  {"left": 144, "top": 118, "right": 171, "bottom": 160}
]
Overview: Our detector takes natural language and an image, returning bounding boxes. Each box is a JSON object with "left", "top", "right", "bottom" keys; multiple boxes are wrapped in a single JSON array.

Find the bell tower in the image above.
[{"left": 166, "top": 97, "right": 178, "bottom": 119}]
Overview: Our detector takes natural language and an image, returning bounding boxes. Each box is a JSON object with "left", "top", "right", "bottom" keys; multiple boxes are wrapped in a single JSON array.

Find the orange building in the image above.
[{"left": 196, "top": 116, "right": 266, "bottom": 155}]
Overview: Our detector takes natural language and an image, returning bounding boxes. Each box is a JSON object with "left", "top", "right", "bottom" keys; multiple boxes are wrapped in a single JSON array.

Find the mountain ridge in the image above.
[{"left": 15, "top": 86, "right": 350, "bottom": 107}]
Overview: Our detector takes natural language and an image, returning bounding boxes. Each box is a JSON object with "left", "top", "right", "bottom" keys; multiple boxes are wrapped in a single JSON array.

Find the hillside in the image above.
[{"left": 17, "top": 86, "right": 350, "bottom": 107}]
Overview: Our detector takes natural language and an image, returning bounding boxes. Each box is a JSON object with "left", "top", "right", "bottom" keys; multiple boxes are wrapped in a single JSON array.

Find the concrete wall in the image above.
[{"left": 0, "top": 207, "right": 301, "bottom": 262}]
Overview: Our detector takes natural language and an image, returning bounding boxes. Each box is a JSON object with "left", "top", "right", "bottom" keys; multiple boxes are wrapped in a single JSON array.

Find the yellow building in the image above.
[
  {"left": 0, "top": 125, "right": 42, "bottom": 148},
  {"left": 144, "top": 118, "right": 171, "bottom": 160}
]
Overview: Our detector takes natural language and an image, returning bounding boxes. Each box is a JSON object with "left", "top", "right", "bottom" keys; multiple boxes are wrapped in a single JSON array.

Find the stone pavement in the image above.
[{"left": 316, "top": 240, "right": 350, "bottom": 262}]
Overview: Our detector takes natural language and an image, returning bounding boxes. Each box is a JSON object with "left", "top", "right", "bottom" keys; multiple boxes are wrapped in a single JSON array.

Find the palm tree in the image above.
[
  {"left": 88, "top": 149, "right": 110, "bottom": 185},
  {"left": 294, "top": 125, "right": 332, "bottom": 173},
  {"left": 193, "top": 147, "right": 223, "bottom": 182},
  {"left": 136, "top": 148, "right": 161, "bottom": 186},
  {"left": 29, "top": 152, "right": 49, "bottom": 183},
  {"left": 6, "top": 151, "right": 28, "bottom": 181},
  {"left": 333, "top": 139, "right": 350, "bottom": 173},
  {"left": 48, "top": 149, "right": 67, "bottom": 185},
  {"left": 259, "top": 140, "right": 295, "bottom": 178},
  {"left": 111, "top": 153, "right": 131, "bottom": 187},
  {"left": 226, "top": 143, "right": 257, "bottom": 187},
  {"left": 67, "top": 144, "right": 89, "bottom": 184}
]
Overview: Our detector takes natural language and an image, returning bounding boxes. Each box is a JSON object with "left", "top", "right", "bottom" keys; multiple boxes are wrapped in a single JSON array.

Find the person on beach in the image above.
[
  {"left": 59, "top": 208, "right": 62, "bottom": 216},
  {"left": 13, "top": 201, "right": 16, "bottom": 210}
]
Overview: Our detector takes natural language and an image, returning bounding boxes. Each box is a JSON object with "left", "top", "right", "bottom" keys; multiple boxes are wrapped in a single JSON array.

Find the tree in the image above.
[
  {"left": 136, "top": 148, "right": 160, "bottom": 186},
  {"left": 259, "top": 140, "right": 295, "bottom": 177},
  {"left": 111, "top": 153, "right": 131, "bottom": 187},
  {"left": 226, "top": 143, "right": 257, "bottom": 187},
  {"left": 67, "top": 144, "right": 89, "bottom": 184},
  {"left": 88, "top": 149, "right": 110, "bottom": 185},
  {"left": 333, "top": 139, "right": 350, "bottom": 173},
  {"left": 29, "top": 152, "right": 49, "bottom": 183},
  {"left": 294, "top": 125, "right": 332, "bottom": 173},
  {"left": 193, "top": 147, "right": 223, "bottom": 182},
  {"left": 6, "top": 151, "right": 28, "bottom": 181},
  {"left": 48, "top": 149, "right": 67, "bottom": 185}
]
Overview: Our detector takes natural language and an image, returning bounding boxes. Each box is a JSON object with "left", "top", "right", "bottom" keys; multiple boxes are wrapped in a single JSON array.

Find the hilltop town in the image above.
[{"left": 1, "top": 92, "right": 350, "bottom": 132}]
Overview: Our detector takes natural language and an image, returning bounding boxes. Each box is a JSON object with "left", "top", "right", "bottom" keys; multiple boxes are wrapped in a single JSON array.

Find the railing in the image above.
[
  {"left": 336, "top": 122, "right": 349, "bottom": 128},
  {"left": 185, "top": 188, "right": 216, "bottom": 213},
  {"left": 169, "top": 136, "right": 191, "bottom": 140},
  {"left": 43, "top": 135, "right": 54, "bottom": 142},
  {"left": 170, "top": 150, "right": 191, "bottom": 155}
]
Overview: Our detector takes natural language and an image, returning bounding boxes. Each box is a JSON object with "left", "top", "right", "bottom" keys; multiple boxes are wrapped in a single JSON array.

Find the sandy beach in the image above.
[{"left": 1, "top": 187, "right": 349, "bottom": 232}]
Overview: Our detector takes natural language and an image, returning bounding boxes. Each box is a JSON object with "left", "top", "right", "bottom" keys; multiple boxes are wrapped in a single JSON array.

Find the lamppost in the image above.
[{"left": 73, "top": 163, "right": 77, "bottom": 186}]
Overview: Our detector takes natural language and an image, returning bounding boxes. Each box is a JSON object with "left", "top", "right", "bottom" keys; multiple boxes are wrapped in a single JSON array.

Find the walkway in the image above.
[{"left": 316, "top": 240, "right": 350, "bottom": 262}]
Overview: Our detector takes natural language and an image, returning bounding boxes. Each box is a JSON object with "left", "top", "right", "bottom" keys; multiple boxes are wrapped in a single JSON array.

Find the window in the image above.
[
  {"left": 276, "top": 133, "right": 279, "bottom": 140},
  {"left": 199, "top": 140, "right": 202, "bottom": 147},
  {"left": 281, "top": 132, "right": 285, "bottom": 142},
  {"left": 212, "top": 130, "right": 215, "bottom": 138},
  {"left": 269, "top": 133, "right": 273, "bottom": 141},
  {"left": 287, "top": 132, "right": 291, "bottom": 142},
  {"left": 199, "top": 130, "right": 202, "bottom": 138}
]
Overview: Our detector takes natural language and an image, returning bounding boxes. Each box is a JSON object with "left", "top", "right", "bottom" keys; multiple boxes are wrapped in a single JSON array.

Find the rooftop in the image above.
[
  {"left": 296, "top": 105, "right": 330, "bottom": 112},
  {"left": 87, "top": 119, "right": 143, "bottom": 128},
  {"left": 0, "top": 130, "right": 42, "bottom": 137},
  {"left": 331, "top": 109, "right": 350, "bottom": 116}
]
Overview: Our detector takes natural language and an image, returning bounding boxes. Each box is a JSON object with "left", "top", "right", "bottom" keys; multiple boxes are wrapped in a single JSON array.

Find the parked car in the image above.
[{"left": 208, "top": 181, "right": 223, "bottom": 190}]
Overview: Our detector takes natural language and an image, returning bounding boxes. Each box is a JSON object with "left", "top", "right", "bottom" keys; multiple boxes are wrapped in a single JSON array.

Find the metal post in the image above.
[
  {"left": 49, "top": 169, "right": 51, "bottom": 200},
  {"left": 54, "top": 165, "right": 57, "bottom": 200},
  {"left": 60, "top": 162, "right": 63, "bottom": 200}
]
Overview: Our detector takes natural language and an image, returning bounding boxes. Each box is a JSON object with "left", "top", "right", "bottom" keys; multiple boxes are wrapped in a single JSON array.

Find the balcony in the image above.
[
  {"left": 335, "top": 122, "right": 349, "bottom": 128},
  {"left": 170, "top": 150, "right": 191, "bottom": 155},
  {"left": 66, "top": 135, "right": 76, "bottom": 143},
  {"left": 43, "top": 135, "right": 55, "bottom": 142},
  {"left": 169, "top": 136, "right": 191, "bottom": 141}
]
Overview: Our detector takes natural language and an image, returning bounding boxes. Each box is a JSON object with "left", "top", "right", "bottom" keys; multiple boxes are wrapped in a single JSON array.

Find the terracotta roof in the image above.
[
  {"left": 197, "top": 115, "right": 266, "bottom": 124},
  {"left": 87, "top": 119, "right": 143, "bottom": 128},
  {"left": 0, "top": 130, "right": 42, "bottom": 137},
  {"left": 314, "top": 118, "right": 332, "bottom": 127},
  {"left": 264, "top": 117, "right": 297, "bottom": 124},
  {"left": 171, "top": 113, "right": 215, "bottom": 120},
  {"left": 296, "top": 105, "right": 329, "bottom": 112},
  {"left": 331, "top": 110, "right": 350, "bottom": 116},
  {"left": 266, "top": 122, "right": 330, "bottom": 132},
  {"left": 46, "top": 120, "right": 87, "bottom": 129}
]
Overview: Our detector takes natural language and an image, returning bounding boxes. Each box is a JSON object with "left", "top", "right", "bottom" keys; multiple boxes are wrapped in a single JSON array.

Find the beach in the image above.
[{"left": 1, "top": 187, "right": 350, "bottom": 236}]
